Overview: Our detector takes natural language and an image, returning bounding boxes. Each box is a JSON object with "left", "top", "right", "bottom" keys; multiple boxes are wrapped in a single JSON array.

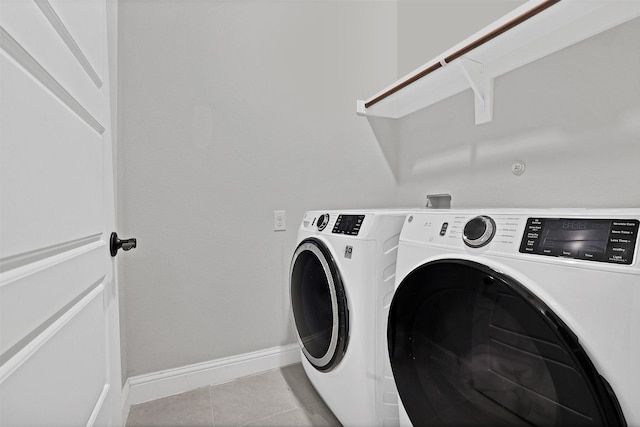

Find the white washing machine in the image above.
[
  {"left": 387, "top": 209, "right": 639, "bottom": 426},
  {"left": 290, "top": 209, "right": 422, "bottom": 426}
]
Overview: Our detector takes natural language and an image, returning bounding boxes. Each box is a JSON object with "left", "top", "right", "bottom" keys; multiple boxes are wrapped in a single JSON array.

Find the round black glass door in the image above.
[
  {"left": 290, "top": 239, "right": 348, "bottom": 371},
  {"left": 388, "top": 259, "right": 625, "bottom": 426}
]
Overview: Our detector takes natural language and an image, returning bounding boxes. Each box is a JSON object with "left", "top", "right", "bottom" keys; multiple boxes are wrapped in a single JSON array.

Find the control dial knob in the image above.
[
  {"left": 463, "top": 215, "right": 496, "bottom": 248},
  {"left": 317, "top": 213, "right": 330, "bottom": 231}
]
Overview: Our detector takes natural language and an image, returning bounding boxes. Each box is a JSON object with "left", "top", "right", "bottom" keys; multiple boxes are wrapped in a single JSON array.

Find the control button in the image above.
[
  {"left": 439, "top": 222, "right": 449, "bottom": 236},
  {"left": 520, "top": 218, "right": 544, "bottom": 254},
  {"left": 611, "top": 221, "right": 638, "bottom": 233},
  {"left": 464, "top": 217, "right": 486, "bottom": 240},
  {"left": 463, "top": 216, "right": 496, "bottom": 248},
  {"left": 317, "top": 214, "right": 329, "bottom": 231},
  {"left": 610, "top": 237, "right": 633, "bottom": 245},
  {"left": 611, "top": 246, "right": 630, "bottom": 253},
  {"left": 606, "top": 245, "right": 631, "bottom": 258},
  {"left": 578, "top": 251, "right": 604, "bottom": 261},
  {"left": 607, "top": 254, "right": 630, "bottom": 264},
  {"left": 611, "top": 228, "right": 636, "bottom": 237},
  {"left": 605, "top": 219, "right": 638, "bottom": 265},
  {"left": 559, "top": 249, "right": 577, "bottom": 258}
]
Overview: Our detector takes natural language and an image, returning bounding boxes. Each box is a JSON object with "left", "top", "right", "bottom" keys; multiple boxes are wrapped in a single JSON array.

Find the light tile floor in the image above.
[{"left": 126, "top": 363, "right": 342, "bottom": 427}]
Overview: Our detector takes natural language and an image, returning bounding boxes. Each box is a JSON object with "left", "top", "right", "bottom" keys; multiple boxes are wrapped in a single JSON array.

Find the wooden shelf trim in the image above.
[{"left": 364, "top": 0, "right": 561, "bottom": 109}]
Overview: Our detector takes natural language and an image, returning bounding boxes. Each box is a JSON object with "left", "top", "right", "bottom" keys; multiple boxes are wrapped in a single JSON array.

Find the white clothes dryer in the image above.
[
  {"left": 387, "top": 209, "right": 639, "bottom": 426},
  {"left": 290, "top": 209, "right": 422, "bottom": 427}
]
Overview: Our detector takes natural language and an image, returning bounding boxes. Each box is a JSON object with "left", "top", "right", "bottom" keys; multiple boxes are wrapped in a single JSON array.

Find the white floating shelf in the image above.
[{"left": 357, "top": 0, "right": 640, "bottom": 124}]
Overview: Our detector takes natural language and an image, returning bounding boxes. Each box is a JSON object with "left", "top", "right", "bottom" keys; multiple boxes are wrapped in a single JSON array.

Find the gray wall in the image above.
[
  {"left": 394, "top": 10, "right": 640, "bottom": 208},
  {"left": 118, "top": 0, "right": 398, "bottom": 377}
]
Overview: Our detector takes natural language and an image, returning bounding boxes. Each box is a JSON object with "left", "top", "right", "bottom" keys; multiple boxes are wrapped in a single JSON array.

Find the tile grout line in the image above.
[
  {"left": 237, "top": 407, "right": 300, "bottom": 427},
  {"left": 236, "top": 370, "right": 300, "bottom": 427},
  {"left": 208, "top": 385, "right": 216, "bottom": 427},
  {"left": 212, "top": 367, "right": 302, "bottom": 427}
]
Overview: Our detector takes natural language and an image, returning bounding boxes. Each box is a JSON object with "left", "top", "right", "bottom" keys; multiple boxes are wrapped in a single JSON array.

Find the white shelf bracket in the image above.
[
  {"left": 456, "top": 57, "right": 494, "bottom": 125},
  {"left": 356, "top": 99, "right": 367, "bottom": 117}
]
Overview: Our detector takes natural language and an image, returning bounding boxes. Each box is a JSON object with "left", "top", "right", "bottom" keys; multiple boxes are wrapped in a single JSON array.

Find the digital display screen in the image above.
[
  {"left": 540, "top": 219, "right": 611, "bottom": 255},
  {"left": 332, "top": 215, "right": 365, "bottom": 236},
  {"left": 520, "top": 218, "right": 638, "bottom": 264}
]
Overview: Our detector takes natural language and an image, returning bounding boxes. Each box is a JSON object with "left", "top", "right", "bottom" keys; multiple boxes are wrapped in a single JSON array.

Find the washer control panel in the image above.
[
  {"left": 403, "top": 213, "right": 523, "bottom": 249},
  {"left": 519, "top": 218, "right": 639, "bottom": 265},
  {"left": 332, "top": 214, "right": 365, "bottom": 236},
  {"left": 401, "top": 211, "right": 639, "bottom": 267}
]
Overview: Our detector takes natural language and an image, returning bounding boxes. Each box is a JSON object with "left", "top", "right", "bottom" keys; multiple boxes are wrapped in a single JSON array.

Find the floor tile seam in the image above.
[
  {"left": 287, "top": 389, "right": 323, "bottom": 413},
  {"left": 294, "top": 398, "right": 328, "bottom": 413},
  {"left": 236, "top": 406, "right": 301, "bottom": 427},
  {"left": 208, "top": 384, "right": 216, "bottom": 427},
  {"left": 207, "top": 371, "right": 299, "bottom": 427},
  {"left": 285, "top": 382, "right": 330, "bottom": 413},
  {"left": 280, "top": 372, "right": 321, "bottom": 411}
]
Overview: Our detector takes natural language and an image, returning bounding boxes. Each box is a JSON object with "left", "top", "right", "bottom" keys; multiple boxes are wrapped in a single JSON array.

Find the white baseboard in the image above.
[
  {"left": 120, "top": 379, "right": 130, "bottom": 426},
  {"left": 121, "top": 343, "right": 301, "bottom": 424}
]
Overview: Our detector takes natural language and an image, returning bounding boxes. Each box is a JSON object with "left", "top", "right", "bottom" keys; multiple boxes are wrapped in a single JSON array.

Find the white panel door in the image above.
[{"left": 0, "top": 0, "right": 122, "bottom": 425}]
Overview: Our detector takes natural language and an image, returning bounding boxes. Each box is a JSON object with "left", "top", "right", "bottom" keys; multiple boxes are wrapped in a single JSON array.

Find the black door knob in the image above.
[{"left": 110, "top": 232, "right": 137, "bottom": 257}]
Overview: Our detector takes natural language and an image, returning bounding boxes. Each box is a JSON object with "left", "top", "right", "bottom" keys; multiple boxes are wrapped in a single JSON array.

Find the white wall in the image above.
[
  {"left": 393, "top": 14, "right": 640, "bottom": 209},
  {"left": 118, "top": 0, "right": 640, "bottom": 380},
  {"left": 118, "top": 0, "right": 398, "bottom": 377},
  {"left": 398, "top": 0, "right": 525, "bottom": 76}
]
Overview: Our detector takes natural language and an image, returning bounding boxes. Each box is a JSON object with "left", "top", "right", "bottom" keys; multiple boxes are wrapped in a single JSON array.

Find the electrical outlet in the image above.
[{"left": 273, "top": 210, "right": 286, "bottom": 231}]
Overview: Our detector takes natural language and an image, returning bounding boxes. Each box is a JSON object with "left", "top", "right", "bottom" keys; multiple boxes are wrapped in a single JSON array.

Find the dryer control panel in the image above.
[
  {"left": 332, "top": 214, "right": 365, "bottom": 236},
  {"left": 519, "top": 218, "right": 639, "bottom": 265}
]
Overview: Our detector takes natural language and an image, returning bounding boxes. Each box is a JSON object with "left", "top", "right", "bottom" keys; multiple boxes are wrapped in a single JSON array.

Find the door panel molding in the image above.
[
  {"left": 0, "top": 283, "right": 105, "bottom": 379},
  {"left": 0, "top": 0, "right": 106, "bottom": 124},
  {"left": 0, "top": 27, "right": 105, "bottom": 134},
  {"left": 1, "top": 273, "right": 105, "bottom": 363},
  {"left": 0, "top": 285, "right": 107, "bottom": 425},
  {"left": 1, "top": 54, "right": 103, "bottom": 257},
  {"left": 0, "top": 233, "right": 102, "bottom": 271},
  {"left": 34, "top": 0, "right": 103, "bottom": 88}
]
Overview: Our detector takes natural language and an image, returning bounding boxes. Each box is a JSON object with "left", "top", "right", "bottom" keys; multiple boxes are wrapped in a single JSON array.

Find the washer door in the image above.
[
  {"left": 388, "top": 259, "right": 625, "bottom": 426},
  {"left": 290, "top": 239, "right": 348, "bottom": 371}
]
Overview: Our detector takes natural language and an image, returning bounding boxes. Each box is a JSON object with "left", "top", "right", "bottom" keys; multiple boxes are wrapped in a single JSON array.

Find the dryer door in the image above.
[
  {"left": 290, "top": 239, "right": 348, "bottom": 371},
  {"left": 388, "top": 259, "right": 625, "bottom": 426}
]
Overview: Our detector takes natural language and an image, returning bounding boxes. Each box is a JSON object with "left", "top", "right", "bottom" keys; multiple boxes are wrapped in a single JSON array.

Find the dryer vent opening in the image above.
[{"left": 388, "top": 259, "right": 625, "bottom": 426}]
